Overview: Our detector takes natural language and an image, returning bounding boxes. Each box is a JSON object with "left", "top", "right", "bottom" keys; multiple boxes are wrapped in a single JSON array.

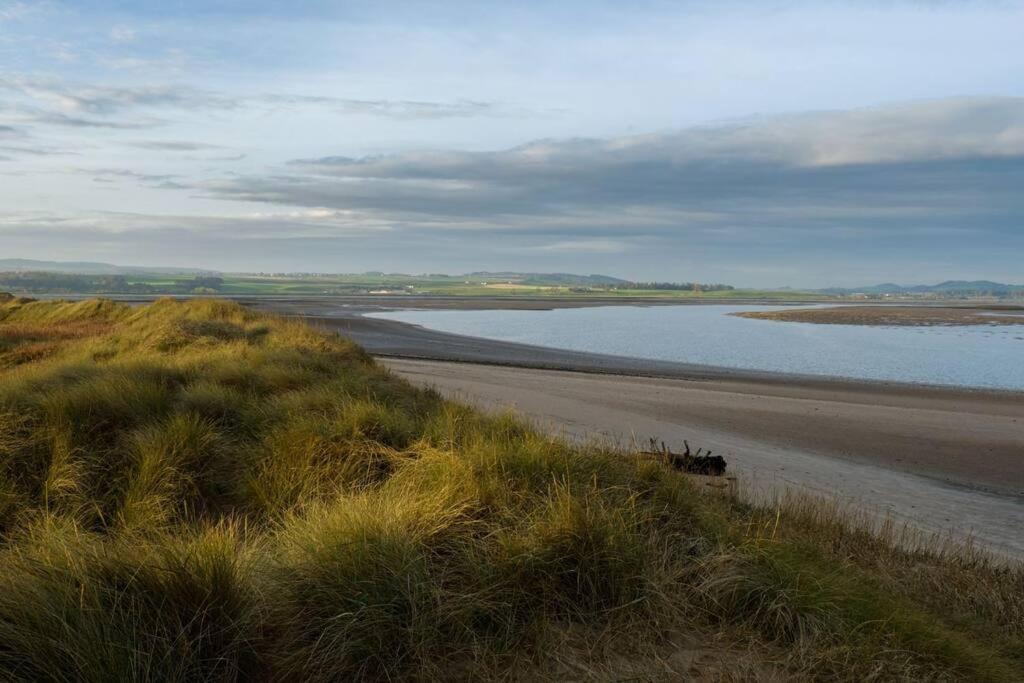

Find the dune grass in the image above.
[{"left": 0, "top": 295, "right": 1020, "bottom": 681}]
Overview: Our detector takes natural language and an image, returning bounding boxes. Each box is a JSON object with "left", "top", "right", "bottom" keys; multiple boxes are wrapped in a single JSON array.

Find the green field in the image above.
[
  {"left": 141, "top": 274, "right": 821, "bottom": 299},
  {"left": 0, "top": 295, "right": 1019, "bottom": 680},
  {"left": 0, "top": 269, "right": 827, "bottom": 299}
]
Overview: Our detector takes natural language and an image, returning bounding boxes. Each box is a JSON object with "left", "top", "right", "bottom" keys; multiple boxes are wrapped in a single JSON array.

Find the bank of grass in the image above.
[{"left": 0, "top": 295, "right": 1020, "bottom": 681}]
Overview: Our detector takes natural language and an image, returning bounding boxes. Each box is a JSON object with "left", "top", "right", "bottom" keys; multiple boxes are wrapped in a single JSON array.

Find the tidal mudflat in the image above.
[{"left": 735, "top": 304, "right": 1024, "bottom": 327}]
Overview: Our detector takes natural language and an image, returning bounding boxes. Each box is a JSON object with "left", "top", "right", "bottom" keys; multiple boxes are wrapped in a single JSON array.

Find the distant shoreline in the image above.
[
  {"left": 269, "top": 299, "right": 1024, "bottom": 399},
  {"left": 735, "top": 304, "right": 1024, "bottom": 327}
]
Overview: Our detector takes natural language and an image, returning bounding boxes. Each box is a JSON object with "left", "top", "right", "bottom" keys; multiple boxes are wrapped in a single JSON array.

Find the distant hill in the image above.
[
  {"left": 821, "top": 280, "right": 1024, "bottom": 296},
  {"left": 465, "top": 272, "right": 630, "bottom": 286},
  {"left": 0, "top": 259, "right": 218, "bottom": 276}
]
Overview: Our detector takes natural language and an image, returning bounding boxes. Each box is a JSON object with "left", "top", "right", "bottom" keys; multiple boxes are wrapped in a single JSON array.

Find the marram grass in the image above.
[{"left": 0, "top": 296, "right": 1021, "bottom": 681}]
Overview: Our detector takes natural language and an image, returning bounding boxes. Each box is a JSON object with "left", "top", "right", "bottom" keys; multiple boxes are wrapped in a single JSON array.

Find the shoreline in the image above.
[
  {"left": 12, "top": 294, "right": 1024, "bottom": 553},
  {"left": 382, "top": 357, "right": 1024, "bottom": 557},
  {"left": 298, "top": 309, "right": 1024, "bottom": 403},
  {"left": 51, "top": 291, "right": 1024, "bottom": 397},
  {"left": 251, "top": 298, "right": 1024, "bottom": 556}
]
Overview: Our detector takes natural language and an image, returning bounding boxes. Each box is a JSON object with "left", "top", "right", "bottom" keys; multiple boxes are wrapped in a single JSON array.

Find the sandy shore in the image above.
[
  {"left": 736, "top": 304, "right": 1024, "bottom": 326},
  {"left": 384, "top": 358, "right": 1024, "bottom": 558},
  {"left": 21, "top": 295, "right": 1024, "bottom": 554},
  {"left": 238, "top": 296, "right": 1024, "bottom": 555}
]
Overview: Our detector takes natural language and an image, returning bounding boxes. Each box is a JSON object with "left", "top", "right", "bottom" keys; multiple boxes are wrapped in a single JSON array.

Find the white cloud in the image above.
[
  {"left": 533, "top": 239, "right": 630, "bottom": 253},
  {"left": 109, "top": 25, "right": 137, "bottom": 43}
]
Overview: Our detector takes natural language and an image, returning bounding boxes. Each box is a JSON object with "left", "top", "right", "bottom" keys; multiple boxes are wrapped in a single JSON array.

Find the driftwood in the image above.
[{"left": 643, "top": 438, "right": 727, "bottom": 476}]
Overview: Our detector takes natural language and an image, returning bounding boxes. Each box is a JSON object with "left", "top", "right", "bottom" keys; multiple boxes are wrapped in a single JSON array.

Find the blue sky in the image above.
[{"left": 1, "top": 0, "right": 1023, "bottom": 286}]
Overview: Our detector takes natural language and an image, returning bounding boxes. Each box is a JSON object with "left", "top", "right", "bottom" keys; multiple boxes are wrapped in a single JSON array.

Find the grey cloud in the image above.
[
  {"left": 0, "top": 102, "right": 159, "bottom": 129},
  {"left": 0, "top": 145, "right": 77, "bottom": 157},
  {"left": 0, "top": 122, "right": 80, "bottom": 156},
  {"left": 0, "top": 78, "right": 237, "bottom": 114},
  {"left": 190, "top": 153, "right": 247, "bottom": 162},
  {"left": 127, "top": 140, "right": 224, "bottom": 151},
  {"left": 38, "top": 112, "right": 156, "bottom": 129},
  {"left": 151, "top": 180, "right": 191, "bottom": 190},
  {"left": 1, "top": 77, "right": 506, "bottom": 122},
  {"left": 76, "top": 167, "right": 192, "bottom": 189},
  {"left": 205, "top": 98, "right": 1024, "bottom": 239},
  {"left": 5, "top": 97, "right": 1022, "bottom": 286},
  {"left": 289, "top": 97, "right": 1024, "bottom": 179}
]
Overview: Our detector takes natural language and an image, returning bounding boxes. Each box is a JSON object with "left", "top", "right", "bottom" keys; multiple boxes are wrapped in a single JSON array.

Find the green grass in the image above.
[
  {"left": 5, "top": 270, "right": 826, "bottom": 299},
  {"left": 0, "top": 295, "right": 1020, "bottom": 681}
]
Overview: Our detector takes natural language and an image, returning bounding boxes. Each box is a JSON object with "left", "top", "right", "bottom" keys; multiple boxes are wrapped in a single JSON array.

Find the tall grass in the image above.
[{"left": 0, "top": 295, "right": 1020, "bottom": 681}]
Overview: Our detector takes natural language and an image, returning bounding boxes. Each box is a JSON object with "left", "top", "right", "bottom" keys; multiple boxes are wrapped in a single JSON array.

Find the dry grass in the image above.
[{"left": 0, "top": 295, "right": 1020, "bottom": 681}]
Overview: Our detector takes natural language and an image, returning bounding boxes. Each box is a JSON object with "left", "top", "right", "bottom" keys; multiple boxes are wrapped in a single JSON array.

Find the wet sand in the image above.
[{"left": 385, "top": 358, "right": 1024, "bottom": 557}]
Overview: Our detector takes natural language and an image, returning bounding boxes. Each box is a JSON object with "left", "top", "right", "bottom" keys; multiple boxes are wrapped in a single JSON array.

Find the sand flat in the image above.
[
  {"left": 735, "top": 305, "right": 1024, "bottom": 326},
  {"left": 385, "top": 358, "right": 1024, "bottom": 557}
]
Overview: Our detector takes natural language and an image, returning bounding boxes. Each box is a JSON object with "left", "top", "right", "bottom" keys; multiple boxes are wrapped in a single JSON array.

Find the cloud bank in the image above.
[
  {"left": 206, "top": 97, "right": 1024, "bottom": 234},
  {"left": 2, "top": 1, "right": 1023, "bottom": 285}
]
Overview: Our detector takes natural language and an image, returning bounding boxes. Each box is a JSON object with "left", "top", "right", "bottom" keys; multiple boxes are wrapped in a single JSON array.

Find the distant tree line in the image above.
[
  {"left": 0, "top": 272, "right": 224, "bottom": 295},
  {"left": 616, "top": 281, "right": 735, "bottom": 292}
]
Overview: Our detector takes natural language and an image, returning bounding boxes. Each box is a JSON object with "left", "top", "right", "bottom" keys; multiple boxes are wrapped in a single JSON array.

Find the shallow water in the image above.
[{"left": 370, "top": 304, "right": 1024, "bottom": 390}]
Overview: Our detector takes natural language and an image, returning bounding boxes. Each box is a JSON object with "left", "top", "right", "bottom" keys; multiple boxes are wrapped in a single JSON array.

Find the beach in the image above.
[{"left": 246, "top": 296, "right": 1024, "bottom": 557}]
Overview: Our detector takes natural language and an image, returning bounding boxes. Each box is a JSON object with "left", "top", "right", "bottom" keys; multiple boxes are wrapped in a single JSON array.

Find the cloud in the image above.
[
  {"left": 0, "top": 122, "right": 79, "bottom": 156},
  {"left": 75, "top": 167, "right": 192, "bottom": 189},
  {"left": 259, "top": 94, "right": 499, "bottom": 119},
  {"left": 34, "top": 112, "right": 157, "bottom": 129},
  {"left": 0, "top": 144, "right": 77, "bottom": 157},
  {"left": 0, "top": 208, "right": 394, "bottom": 240},
  {"left": 203, "top": 97, "right": 1024, "bottom": 236},
  {"left": 0, "top": 2, "right": 33, "bottom": 22},
  {"left": 0, "top": 77, "right": 237, "bottom": 114},
  {"left": 190, "top": 153, "right": 247, "bottom": 162},
  {"left": 109, "top": 25, "right": 137, "bottom": 43},
  {"left": 289, "top": 97, "right": 1024, "bottom": 177},
  {"left": 0, "top": 77, "right": 507, "bottom": 122},
  {"left": 0, "top": 102, "right": 159, "bottom": 129},
  {"left": 532, "top": 239, "right": 631, "bottom": 253},
  {"left": 126, "top": 140, "right": 224, "bottom": 151}
]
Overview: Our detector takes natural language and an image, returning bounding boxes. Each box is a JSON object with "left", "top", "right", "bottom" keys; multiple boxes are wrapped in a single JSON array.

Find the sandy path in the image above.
[{"left": 383, "top": 358, "right": 1024, "bottom": 558}]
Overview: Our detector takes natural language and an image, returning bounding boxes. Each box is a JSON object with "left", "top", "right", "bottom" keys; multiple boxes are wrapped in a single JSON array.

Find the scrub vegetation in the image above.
[{"left": 0, "top": 295, "right": 1020, "bottom": 681}]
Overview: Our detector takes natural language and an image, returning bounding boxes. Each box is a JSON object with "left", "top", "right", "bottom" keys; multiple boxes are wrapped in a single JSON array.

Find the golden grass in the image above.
[{"left": 0, "top": 295, "right": 1020, "bottom": 681}]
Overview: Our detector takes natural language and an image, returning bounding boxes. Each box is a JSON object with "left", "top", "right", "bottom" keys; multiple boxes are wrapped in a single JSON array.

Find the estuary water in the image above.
[{"left": 369, "top": 304, "right": 1024, "bottom": 391}]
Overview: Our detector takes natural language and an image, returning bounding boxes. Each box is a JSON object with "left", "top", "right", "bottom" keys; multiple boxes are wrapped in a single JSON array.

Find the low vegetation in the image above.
[
  {"left": 0, "top": 295, "right": 1020, "bottom": 681},
  {"left": 0, "top": 269, "right": 821, "bottom": 299}
]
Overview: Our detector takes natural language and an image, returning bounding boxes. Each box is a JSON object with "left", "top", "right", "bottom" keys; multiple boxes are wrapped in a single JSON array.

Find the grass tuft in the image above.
[{"left": 0, "top": 296, "right": 1019, "bottom": 680}]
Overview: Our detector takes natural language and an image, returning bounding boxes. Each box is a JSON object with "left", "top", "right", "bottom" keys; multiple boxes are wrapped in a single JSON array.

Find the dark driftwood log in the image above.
[{"left": 644, "top": 438, "right": 727, "bottom": 476}]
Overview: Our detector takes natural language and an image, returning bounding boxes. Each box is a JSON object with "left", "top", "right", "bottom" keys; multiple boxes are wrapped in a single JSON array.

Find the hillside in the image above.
[
  {"left": 0, "top": 296, "right": 1021, "bottom": 680},
  {"left": 822, "top": 280, "right": 1024, "bottom": 296}
]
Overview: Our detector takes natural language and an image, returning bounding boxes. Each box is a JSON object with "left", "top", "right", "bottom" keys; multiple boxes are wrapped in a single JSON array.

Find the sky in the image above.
[{"left": 1, "top": 0, "right": 1023, "bottom": 287}]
